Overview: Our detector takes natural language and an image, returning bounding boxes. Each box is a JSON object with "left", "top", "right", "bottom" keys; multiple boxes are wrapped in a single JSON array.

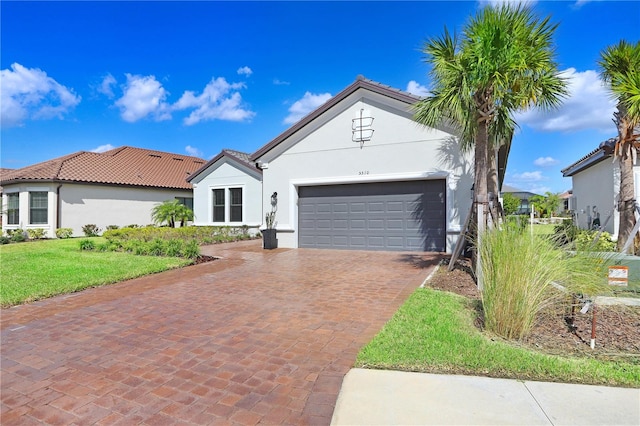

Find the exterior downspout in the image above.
[{"left": 56, "top": 184, "right": 62, "bottom": 231}]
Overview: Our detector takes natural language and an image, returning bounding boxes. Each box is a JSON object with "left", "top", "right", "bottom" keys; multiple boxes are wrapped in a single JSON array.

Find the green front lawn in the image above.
[
  {"left": 357, "top": 288, "right": 640, "bottom": 387},
  {"left": 0, "top": 238, "right": 191, "bottom": 307}
]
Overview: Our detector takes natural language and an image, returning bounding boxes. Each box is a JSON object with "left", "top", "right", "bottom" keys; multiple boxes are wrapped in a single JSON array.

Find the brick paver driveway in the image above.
[{"left": 1, "top": 240, "right": 440, "bottom": 425}]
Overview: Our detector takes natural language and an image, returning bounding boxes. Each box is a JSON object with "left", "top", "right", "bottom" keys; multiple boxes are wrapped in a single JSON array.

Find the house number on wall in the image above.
[{"left": 358, "top": 171, "right": 370, "bottom": 175}]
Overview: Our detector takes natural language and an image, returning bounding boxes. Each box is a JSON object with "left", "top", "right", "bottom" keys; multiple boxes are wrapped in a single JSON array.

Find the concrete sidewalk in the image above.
[{"left": 331, "top": 369, "right": 640, "bottom": 425}]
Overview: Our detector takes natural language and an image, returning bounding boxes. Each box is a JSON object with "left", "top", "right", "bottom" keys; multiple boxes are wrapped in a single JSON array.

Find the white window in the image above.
[
  {"left": 29, "top": 191, "right": 48, "bottom": 225},
  {"left": 212, "top": 189, "right": 225, "bottom": 222},
  {"left": 211, "top": 187, "right": 243, "bottom": 223},
  {"left": 6, "top": 193, "right": 19, "bottom": 225}
]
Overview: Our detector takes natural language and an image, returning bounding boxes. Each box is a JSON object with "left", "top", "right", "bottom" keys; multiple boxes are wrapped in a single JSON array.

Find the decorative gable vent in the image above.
[{"left": 352, "top": 108, "right": 374, "bottom": 148}]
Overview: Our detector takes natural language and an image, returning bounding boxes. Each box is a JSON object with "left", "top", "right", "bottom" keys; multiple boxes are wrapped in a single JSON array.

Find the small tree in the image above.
[
  {"left": 151, "top": 200, "right": 194, "bottom": 228},
  {"left": 502, "top": 193, "right": 520, "bottom": 216}
]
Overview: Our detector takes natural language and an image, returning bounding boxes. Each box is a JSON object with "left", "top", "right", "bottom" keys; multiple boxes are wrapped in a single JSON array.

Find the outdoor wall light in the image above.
[{"left": 271, "top": 192, "right": 278, "bottom": 208}]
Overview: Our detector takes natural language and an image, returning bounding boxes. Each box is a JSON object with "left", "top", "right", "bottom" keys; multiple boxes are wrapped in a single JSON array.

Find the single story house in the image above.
[
  {"left": 187, "top": 149, "right": 263, "bottom": 228},
  {"left": 193, "top": 76, "right": 481, "bottom": 252},
  {"left": 562, "top": 137, "right": 636, "bottom": 236},
  {"left": 501, "top": 184, "right": 540, "bottom": 215},
  {"left": 1, "top": 146, "right": 205, "bottom": 237}
]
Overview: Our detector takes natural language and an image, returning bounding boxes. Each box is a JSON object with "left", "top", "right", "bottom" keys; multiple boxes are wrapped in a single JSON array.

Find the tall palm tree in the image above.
[
  {"left": 414, "top": 4, "right": 566, "bottom": 230},
  {"left": 598, "top": 40, "right": 640, "bottom": 253}
]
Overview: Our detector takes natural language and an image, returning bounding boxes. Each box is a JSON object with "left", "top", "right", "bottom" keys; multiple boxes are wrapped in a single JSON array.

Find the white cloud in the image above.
[
  {"left": 478, "top": 0, "right": 538, "bottom": 7},
  {"left": 0, "top": 63, "right": 81, "bottom": 128},
  {"left": 174, "top": 77, "right": 255, "bottom": 125},
  {"left": 573, "top": 0, "right": 592, "bottom": 8},
  {"left": 90, "top": 144, "right": 115, "bottom": 153},
  {"left": 98, "top": 73, "right": 117, "bottom": 98},
  {"left": 406, "top": 80, "right": 430, "bottom": 97},
  {"left": 533, "top": 156, "right": 559, "bottom": 167},
  {"left": 512, "top": 171, "right": 543, "bottom": 181},
  {"left": 526, "top": 185, "right": 551, "bottom": 195},
  {"left": 185, "top": 145, "right": 203, "bottom": 157},
  {"left": 237, "top": 66, "right": 253, "bottom": 77},
  {"left": 515, "top": 68, "right": 616, "bottom": 133},
  {"left": 115, "top": 74, "right": 171, "bottom": 123},
  {"left": 284, "top": 91, "right": 332, "bottom": 125},
  {"left": 273, "top": 78, "right": 290, "bottom": 86}
]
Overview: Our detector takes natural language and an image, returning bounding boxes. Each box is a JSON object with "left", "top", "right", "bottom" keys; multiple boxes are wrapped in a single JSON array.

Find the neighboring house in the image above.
[
  {"left": 194, "top": 75, "right": 483, "bottom": 253},
  {"left": 0, "top": 146, "right": 206, "bottom": 237},
  {"left": 558, "top": 189, "right": 575, "bottom": 214},
  {"left": 187, "top": 149, "right": 263, "bottom": 228},
  {"left": 501, "top": 184, "right": 539, "bottom": 215},
  {"left": 0, "top": 168, "right": 15, "bottom": 227},
  {"left": 562, "top": 137, "right": 634, "bottom": 236}
]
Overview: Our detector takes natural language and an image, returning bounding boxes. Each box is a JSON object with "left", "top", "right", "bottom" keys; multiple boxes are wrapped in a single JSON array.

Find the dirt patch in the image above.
[
  {"left": 191, "top": 255, "right": 218, "bottom": 265},
  {"left": 427, "top": 258, "right": 640, "bottom": 360}
]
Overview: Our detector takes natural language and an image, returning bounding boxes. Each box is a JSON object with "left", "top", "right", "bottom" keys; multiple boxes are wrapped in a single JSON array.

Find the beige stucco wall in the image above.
[
  {"left": 60, "top": 184, "right": 193, "bottom": 236},
  {"left": 2, "top": 182, "right": 193, "bottom": 238},
  {"left": 257, "top": 89, "right": 474, "bottom": 253}
]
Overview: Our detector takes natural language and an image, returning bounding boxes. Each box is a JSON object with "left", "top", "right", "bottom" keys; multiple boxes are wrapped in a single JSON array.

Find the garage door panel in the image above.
[
  {"left": 298, "top": 180, "right": 445, "bottom": 251},
  {"left": 350, "top": 219, "right": 366, "bottom": 229}
]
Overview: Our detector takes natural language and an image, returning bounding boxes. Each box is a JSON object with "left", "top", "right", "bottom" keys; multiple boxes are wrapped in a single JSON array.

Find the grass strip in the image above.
[
  {"left": 356, "top": 288, "right": 640, "bottom": 387},
  {"left": 0, "top": 238, "right": 191, "bottom": 307}
]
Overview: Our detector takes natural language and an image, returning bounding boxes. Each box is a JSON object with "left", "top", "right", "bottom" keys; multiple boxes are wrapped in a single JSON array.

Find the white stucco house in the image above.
[
  {"left": 194, "top": 76, "right": 478, "bottom": 252},
  {"left": 187, "top": 149, "right": 263, "bottom": 228},
  {"left": 562, "top": 137, "right": 640, "bottom": 237},
  {"left": 1, "top": 146, "right": 205, "bottom": 237}
]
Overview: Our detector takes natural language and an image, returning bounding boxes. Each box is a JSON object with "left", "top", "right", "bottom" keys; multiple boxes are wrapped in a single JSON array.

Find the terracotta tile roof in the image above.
[
  {"left": 0, "top": 168, "right": 15, "bottom": 193},
  {"left": 0, "top": 147, "right": 206, "bottom": 190},
  {"left": 187, "top": 149, "right": 261, "bottom": 183}
]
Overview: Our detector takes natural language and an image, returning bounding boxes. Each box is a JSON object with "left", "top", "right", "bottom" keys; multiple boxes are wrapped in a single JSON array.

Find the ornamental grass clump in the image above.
[{"left": 479, "top": 224, "right": 609, "bottom": 341}]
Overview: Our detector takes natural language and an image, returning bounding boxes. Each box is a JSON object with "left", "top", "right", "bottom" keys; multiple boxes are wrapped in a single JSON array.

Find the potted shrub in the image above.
[
  {"left": 263, "top": 211, "right": 277, "bottom": 249},
  {"left": 263, "top": 192, "right": 278, "bottom": 249}
]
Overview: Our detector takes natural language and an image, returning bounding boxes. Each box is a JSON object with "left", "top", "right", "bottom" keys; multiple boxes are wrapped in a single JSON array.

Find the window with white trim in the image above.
[
  {"left": 29, "top": 191, "right": 48, "bottom": 224},
  {"left": 230, "top": 188, "right": 243, "bottom": 222},
  {"left": 6, "top": 193, "right": 19, "bottom": 225},
  {"left": 211, "top": 187, "right": 243, "bottom": 223},
  {"left": 212, "top": 189, "right": 225, "bottom": 222}
]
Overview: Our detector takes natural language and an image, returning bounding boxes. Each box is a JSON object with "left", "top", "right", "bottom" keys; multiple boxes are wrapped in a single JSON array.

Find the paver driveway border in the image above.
[{"left": 1, "top": 240, "right": 441, "bottom": 425}]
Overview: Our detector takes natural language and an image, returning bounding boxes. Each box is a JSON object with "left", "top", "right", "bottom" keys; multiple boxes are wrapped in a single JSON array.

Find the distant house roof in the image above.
[
  {"left": 250, "top": 75, "right": 421, "bottom": 162},
  {"left": 561, "top": 138, "right": 618, "bottom": 177},
  {"left": 501, "top": 184, "right": 539, "bottom": 198},
  {"left": 0, "top": 146, "right": 206, "bottom": 190},
  {"left": 187, "top": 149, "right": 261, "bottom": 183}
]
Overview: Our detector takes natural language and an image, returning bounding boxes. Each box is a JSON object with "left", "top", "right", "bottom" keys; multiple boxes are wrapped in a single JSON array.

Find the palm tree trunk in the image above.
[
  {"left": 487, "top": 144, "right": 501, "bottom": 223},
  {"left": 475, "top": 116, "right": 490, "bottom": 229},
  {"left": 617, "top": 148, "right": 637, "bottom": 253},
  {"left": 616, "top": 105, "right": 638, "bottom": 253}
]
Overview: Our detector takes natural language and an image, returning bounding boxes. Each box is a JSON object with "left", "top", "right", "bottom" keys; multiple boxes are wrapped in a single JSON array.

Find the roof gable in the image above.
[
  {"left": 250, "top": 76, "right": 422, "bottom": 162},
  {"left": 187, "top": 149, "right": 262, "bottom": 183},
  {"left": 1, "top": 146, "right": 206, "bottom": 190}
]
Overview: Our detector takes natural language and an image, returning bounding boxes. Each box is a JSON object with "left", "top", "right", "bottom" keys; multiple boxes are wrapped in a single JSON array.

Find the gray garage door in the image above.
[{"left": 298, "top": 180, "right": 446, "bottom": 251}]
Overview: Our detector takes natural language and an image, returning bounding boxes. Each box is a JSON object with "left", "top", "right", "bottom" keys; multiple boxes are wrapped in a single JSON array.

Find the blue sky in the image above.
[{"left": 2, "top": 0, "right": 639, "bottom": 194}]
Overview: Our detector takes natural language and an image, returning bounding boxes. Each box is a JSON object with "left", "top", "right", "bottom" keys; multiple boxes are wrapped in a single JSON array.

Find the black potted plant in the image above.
[{"left": 263, "top": 192, "right": 278, "bottom": 249}]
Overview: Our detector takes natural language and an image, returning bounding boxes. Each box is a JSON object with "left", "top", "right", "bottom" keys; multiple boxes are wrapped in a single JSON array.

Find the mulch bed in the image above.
[
  {"left": 191, "top": 255, "right": 218, "bottom": 265},
  {"left": 427, "top": 258, "right": 640, "bottom": 360}
]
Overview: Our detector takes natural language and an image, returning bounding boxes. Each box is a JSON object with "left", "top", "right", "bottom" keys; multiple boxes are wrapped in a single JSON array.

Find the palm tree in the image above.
[
  {"left": 151, "top": 199, "right": 193, "bottom": 228},
  {"left": 414, "top": 4, "right": 566, "bottom": 230},
  {"left": 598, "top": 40, "right": 640, "bottom": 253}
]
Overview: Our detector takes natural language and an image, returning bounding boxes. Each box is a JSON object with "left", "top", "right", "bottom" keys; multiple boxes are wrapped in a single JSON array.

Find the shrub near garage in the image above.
[{"left": 89, "top": 225, "right": 256, "bottom": 259}]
